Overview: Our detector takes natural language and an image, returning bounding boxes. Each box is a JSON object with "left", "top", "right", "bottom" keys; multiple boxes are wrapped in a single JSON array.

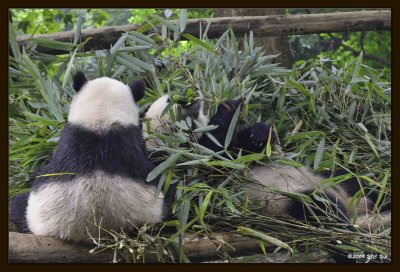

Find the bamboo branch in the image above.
[{"left": 15, "top": 10, "right": 391, "bottom": 55}]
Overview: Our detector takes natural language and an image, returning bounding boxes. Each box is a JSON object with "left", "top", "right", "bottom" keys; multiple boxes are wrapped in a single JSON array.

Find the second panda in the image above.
[{"left": 142, "top": 90, "right": 390, "bottom": 227}]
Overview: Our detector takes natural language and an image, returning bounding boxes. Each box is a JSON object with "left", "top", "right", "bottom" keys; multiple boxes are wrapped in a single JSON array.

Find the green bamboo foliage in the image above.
[{"left": 8, "top": 11, "right": 390, "bottom": 263}]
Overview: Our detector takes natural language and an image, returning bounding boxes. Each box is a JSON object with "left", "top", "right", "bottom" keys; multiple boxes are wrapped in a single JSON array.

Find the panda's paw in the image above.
[{"left": 249, "top": 123, "right": 274, "bottom": 148}]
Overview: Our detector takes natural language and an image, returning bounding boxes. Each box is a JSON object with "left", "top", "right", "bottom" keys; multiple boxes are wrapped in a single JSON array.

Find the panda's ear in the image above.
[
  {"left": 129, "top": 80, "right": 145, "bottom": 102},
  {"left": 72, "top": 72, "right": 88, "bottom": 92}
]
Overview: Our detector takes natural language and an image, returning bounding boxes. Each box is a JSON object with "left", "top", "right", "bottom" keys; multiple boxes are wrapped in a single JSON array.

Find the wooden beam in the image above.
[
  {"left": 15, "top": 10, "right": 391, "bottom": 55},
  {"left": 8, "top": 231, "right": 263, "bottom": 263}
]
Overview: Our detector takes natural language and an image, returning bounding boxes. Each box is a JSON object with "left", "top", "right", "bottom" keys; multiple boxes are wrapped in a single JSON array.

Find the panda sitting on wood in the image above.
[{"left": 9, "top": 73, "right": 172, "bottom": 242}]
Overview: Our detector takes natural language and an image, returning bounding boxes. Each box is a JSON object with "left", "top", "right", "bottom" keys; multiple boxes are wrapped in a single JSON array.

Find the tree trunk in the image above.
[
  {"left": 14, "top": 10, "right": 391, "bottom": 56},
  {"left": 214, "top": 8, "right": 294, "bottom": 67}
]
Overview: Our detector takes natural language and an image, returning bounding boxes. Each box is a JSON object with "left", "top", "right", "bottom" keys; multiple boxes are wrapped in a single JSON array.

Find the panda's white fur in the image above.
[
  {"left": 244, "top": 164, "right": 371, "bottom": 218},
  {"left": 68, "top": 77, "right": 140, "bottom": 131},
  {"left": 17, "top": 74, "right": 165, "bottom": 242},
  {"left": 27, "top": 171, "right": 164, "bottom": 241}
]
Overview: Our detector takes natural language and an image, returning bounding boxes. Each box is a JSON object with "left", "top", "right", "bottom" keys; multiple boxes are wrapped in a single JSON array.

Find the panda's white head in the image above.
[
  {"left": 68, "top": 72, "right": 145, "bottom": 132},
  {"left": 143, "top": 91, "right": 209, "bottom": 143}
]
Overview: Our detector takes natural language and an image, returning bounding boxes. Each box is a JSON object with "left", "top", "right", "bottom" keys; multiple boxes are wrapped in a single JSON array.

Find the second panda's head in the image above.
[
  {"left": 144, "top": 90, "right": 209, "bottom": 140},
  {"left": 68, "top": 72, "right": 145, "bottom": 132}
]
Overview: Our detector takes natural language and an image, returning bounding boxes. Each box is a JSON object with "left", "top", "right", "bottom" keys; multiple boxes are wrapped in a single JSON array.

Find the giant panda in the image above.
[
  {"left": 9, "top": 72, "right": 168, "bottom": 242},
  {"left": 142, "top": 91, "right": 390, "bottom": 229},
  {"left": 143, "top": 92, "right": 274, "bottom": 158}
]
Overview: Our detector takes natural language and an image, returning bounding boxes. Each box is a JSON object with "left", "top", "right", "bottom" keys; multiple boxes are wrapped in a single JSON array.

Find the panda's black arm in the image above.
[{"left": 198, "top": 99, "right": 242, "bottom": 152}]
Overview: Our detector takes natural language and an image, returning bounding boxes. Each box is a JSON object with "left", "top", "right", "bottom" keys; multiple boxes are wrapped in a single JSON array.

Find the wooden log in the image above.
[
  {"left": 9, "top": 232, "right": 115, "bottom": 263},
  {"left": 15, "top": 10, "right": 391, "bottom": 55},
  {"left": 8, "top": 231, "right": 263, "bottom": 263}
]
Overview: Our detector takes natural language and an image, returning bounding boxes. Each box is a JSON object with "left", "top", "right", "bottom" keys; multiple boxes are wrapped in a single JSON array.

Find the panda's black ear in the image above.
[
  {"left": 129, "top": 80, "right": 145, "bottom": 102},
  {"left": 72, "top": 72, "right": 88, "bottom": 92}
]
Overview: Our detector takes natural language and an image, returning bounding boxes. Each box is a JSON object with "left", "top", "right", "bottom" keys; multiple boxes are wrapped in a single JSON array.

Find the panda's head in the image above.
[
  {"left": 144, "top": 90, "right": 209, "bottom": 140},
  {"left": 68, "top": 72, "right": 145, "bottom": 132}
]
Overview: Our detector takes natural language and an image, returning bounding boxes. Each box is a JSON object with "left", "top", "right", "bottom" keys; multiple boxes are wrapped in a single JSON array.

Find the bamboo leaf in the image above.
[
  {"left": 288, "top": 79, "right": 310, "bottom": 97},
  {"left": 136, "top": 18, "right": 159, "bottom": 34},
  {"left": 237, "top": 226, "right": 292, "bottom": 252},
  {"left": 119, "top": 52, "right": 153, "bottom": 71},
  {"left": 62, "top": 48, "right": 78, "bottom": 89},
  {"left": 202, "top": 13, "right": 213, "bottom": 38},
  {"left": 335, "top": 244, "right": 362, "bottom": 252},
  {"left": 9, "top": 23, "right": 21, "bottom": 61},
  {"left": 224, "top": 105, "right": 241, "bottom": 149},
  {"left": 266, "top": 128, "right": 273, "bottom": 157},
  {"left": 207, "top": 160, "right": 245, "bottom": 170},
  {"left": 269, "top": 188, "right": 314, "bottom": 204},
  {"left": 233, "top": 153, "right": 265, "bottom": 163},
  {"left": 182, "top": 34, "right": 216, "bottom": 53},
  {"left": 276, "top": 160, "right": 304, "bottom": 168},
  {"left": 313, "top": 136, "right": 325, "bottom": 170},
  {"left": 74, "top": 10, "right": 85, "bottom": 44},
  {"left": 23, "top": 112, "right": 61, "bottom": 127},
  {"left": 258, "top": 240, "right": 267, "bottom": 255},
  {"left": 150, "top": 14, "right": 179, "bottom": 33},
  {"left": 177, "top": 159, "right": 209, "bottom": 166},
  {"left": 129, "top": 32, "right": 156, "bottom": 45},
  {"left": 179, "top": 9, "right": 187, "bottom": 33},
  {"left": 146, "top": 152, "right": 183, "bottom": 182},
  {"left": 200, "top": 190, "right": 213, "bottom": 220},
  {"left": 193, "top": 124, "right": 218, "bottom": 133},
  {"left": 21, "top": 54, "right": 64, "bottom": 121},
  {"left": 118, "top": 45, "right": 152, "bottom": 52},
  {"left": 36, "top": 172, "right": 76, "bottom": 178},
  {"left": 115, "top": 56, "right": 145, "bottom": 72},
  {"left": 351, "top": 51, "right": 363, "bottom": 83},
  {"left": 31, "top": 38, "right": 77, "bottom": 51},
  {"left": 373, "top": 171, "right": 389, "bottom": 212},
  {"left": 364, "top": 133, "right": 380, "bottom": 158},
  {"left": 202, "top": 132, "right": 223, "bottom": 148},
  {"left": 287, "top": 131, "right": 322, "bottom": 140},
  {"left": 360, "top": 175, "right": 383, "bottom": 188},
  {"left": 110, "top": 33, "right": 128, "bottom": 55}
]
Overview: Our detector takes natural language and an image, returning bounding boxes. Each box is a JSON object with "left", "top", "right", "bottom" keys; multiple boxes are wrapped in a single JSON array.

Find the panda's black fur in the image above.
[
  {"left": 31, "top": 123, "right": 154, "bottom": 189},
  {"left": 197, "top": 99, "right": 275, "bottom": 155},
  {"left": 9, "top": 72, "right": 167, "bottom": 242}
]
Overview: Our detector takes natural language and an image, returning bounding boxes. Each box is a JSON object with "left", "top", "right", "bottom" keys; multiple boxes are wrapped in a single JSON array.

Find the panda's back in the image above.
[
  {"left": 27, "top": 170, "right": 164, "bottom": 242},
  {"left": 26, "top": 122, "right": 164, "bottom": 242}
]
